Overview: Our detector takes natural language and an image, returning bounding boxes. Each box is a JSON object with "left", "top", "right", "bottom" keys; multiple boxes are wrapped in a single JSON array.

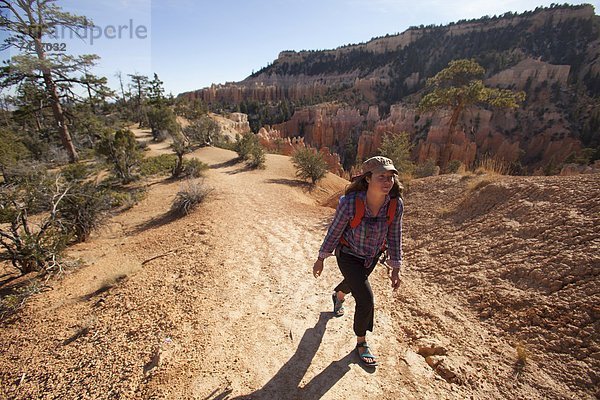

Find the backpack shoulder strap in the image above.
[
  {"left": 386, "top": 198, "right": 398, "bottom": 226},
  {"left": 349, "top": 196, "right": 365, "bottom": 229}
]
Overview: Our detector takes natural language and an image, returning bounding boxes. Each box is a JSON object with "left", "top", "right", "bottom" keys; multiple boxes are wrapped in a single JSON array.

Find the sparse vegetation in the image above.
[
  {"left": 514, "top": 341, "right": 530, "bottom": 376},
  {"left": 171, "top": 131, "right": 188, "bottom": 178},
  {"left": 447, "top": 160, "right": 464, "bottom": 174},
  {"left": 60, "top": 162, "right": 96, "bottom": 183},
  {"left": 415, "top": 159, "right": 439, "bottom": 178},
  {"left": 475, "top": 156, "right": 510, "bottom": 176},
  {"left": 0, "top": 280, "right": 46, "bottom": 320},
  {"left": 292, "top": 147, "right": 328, "bottom": 184},
  {"left": 59, "top": 182, "right": 112, "bottom": 243},
  {"left": 467, "top": 176, "right": 497, "bottom": 192},
  {"left": 515, "top": 342, "right": 529, "bottom": 366},
  {"left": 106, "top": 187, "right": 147, "bottom": 211},
  {"left": 0, "top": 175, "right": 72, "bottom": 274},
  {"left": 0, "top": 129, "right": 30, "bottom": 183},
  {"left": 170, "top": 180, "right": 212, "bottom": 217},
  {"left": 461, "top": 157, "right": 508, "bottom": 191}
]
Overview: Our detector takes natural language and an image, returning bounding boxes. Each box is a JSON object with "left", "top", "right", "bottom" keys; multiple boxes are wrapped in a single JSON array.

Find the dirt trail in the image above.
[
  {"left": 1, "top": 143, "right": 597, "bottom": 399},
  {"left": 134, "top": 148, "right": 420, "bottom": 399}
]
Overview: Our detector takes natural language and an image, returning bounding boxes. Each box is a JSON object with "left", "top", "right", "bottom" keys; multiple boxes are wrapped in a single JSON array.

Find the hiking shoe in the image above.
[{"left": 332, "top": 293, "right": 345, "bottom": 317}]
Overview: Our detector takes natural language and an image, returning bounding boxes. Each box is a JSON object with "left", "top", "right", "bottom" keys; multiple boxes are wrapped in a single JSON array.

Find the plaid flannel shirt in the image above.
[{"left": 318, "top": 191, "right": 403, "bottom": 269}]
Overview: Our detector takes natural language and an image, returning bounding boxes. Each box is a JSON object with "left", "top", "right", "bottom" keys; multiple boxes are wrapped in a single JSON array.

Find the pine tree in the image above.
[
  {"left": 419, "top": 59, "right": 525, "bottom": 167},
  {"left": 0, "top": 0, "right": 99, "bottom": 163},
  {"left": 419, "top": 59, "right": 524, "bottom": 137}
]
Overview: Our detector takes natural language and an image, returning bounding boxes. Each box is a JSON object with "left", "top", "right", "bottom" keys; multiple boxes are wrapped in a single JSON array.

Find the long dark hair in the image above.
[{"left": 345, "top": 172, "right": 403, "bottom": 199}]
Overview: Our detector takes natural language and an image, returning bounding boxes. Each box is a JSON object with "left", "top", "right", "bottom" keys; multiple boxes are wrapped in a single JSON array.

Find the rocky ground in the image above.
[{"left": 0, "top": 139, "right": 598, "bottom": 399}]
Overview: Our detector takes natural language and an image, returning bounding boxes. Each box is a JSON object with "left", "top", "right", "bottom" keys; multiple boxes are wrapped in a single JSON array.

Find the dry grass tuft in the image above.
[
  {"left": 436, "top": 204, "right": 455, "bottom": 217},
  {"left": 464, "top": 156, "right": 509, "bottom": 192},
  {"left": 474, "top": 156, "right": 510, "bottom": 176},
  {"left": 467, "top": 175, "right": 499, "bottom": 192},
  {"left": 170, "top": 179, "right": 212, "bottom": 217}
]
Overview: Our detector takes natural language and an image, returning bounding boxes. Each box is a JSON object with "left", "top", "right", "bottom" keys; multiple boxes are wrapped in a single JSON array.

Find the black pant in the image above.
[{"left": 334, "top": 248, "right": 377, "bottom": 337}]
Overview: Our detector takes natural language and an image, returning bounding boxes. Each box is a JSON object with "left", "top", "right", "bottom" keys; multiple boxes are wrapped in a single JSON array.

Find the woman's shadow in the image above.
[{"left": 208, "top": 311, "right": 369, "bottom": 399}]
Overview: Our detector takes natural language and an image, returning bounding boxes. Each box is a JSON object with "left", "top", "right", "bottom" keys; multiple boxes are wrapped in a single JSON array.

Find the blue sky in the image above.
[{"left": 4, "top": 0, "right": 600, "bottom": 96}]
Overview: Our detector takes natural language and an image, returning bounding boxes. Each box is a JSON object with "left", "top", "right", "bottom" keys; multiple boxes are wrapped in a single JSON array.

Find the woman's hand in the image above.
[
  {"left": 390, "top": 268, "right": 401, "bottom": 290},
  {"left": 313, "top": 258, "right": 324, "bottom": 278}
]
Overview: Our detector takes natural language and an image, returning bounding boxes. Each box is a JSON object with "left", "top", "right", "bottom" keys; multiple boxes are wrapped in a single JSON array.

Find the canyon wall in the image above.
[
  {"left": 260, "top": 58, "right": 581, "bottom": 171},
  {"left": 180, "top": 5, "right": 598, "bottom": 173}
]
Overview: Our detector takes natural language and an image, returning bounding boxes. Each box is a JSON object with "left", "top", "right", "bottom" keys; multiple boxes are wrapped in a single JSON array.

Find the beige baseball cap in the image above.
[{"left": 362, "top": 156, "right": 398, "bottom": 175}]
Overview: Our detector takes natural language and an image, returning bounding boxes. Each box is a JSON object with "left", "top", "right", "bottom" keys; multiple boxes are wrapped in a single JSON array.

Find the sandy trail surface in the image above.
[{"left": 1, "top": 142, "right": 597, "bottom": 399}]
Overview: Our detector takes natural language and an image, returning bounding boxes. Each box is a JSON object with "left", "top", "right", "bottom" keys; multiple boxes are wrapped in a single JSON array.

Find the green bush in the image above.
[
  {"left": 170, "top": 180, "right": 211, "bottom": 217},
  {"left": 0, "top": 128, "right": 30, "bottom": 183},
  {"left": 235, "top": 133, "right": 265, "bottom": 169},
  {"left": 564, "top": 148, "right": 596, "bottom": 165},
  {"left": 106, "top": 187, "right": 147, "bottom": 210},
  {"left": 96, "top": 129, "right": 143, "bottom": 184},
  {"left": 146, "top": 106, "right": 179, "bottom": 142},
  {"left": 447, "top": 159, "right": 463, "bottom": 173},
  {"left": 215, "top": 137, "right": 236, "bottom": 151},
  {"left": 378, "top": 131, "right": 415, "bottom": 177},
  {"left": 60, "top": 182, "right": 112, "bottom": 243},
  {"left": 61, "top": 162, "right": 94, "bottom": 182},
  {"left": 248, "top": 144, "right": 266, "bottom": 169},
  {"left": 235, "top": 133, "right": 257, "bottom": 160},
  {"left": 182, "top": 115, "right": 221, "bottom": 147},
  {"left": 182, "top": 158, "right": 208, "bottom": 178},
  {"left": 139, "top": 154, "right": 178, "bottom": 176},
  {"left": 70, "top": 108, "right": 113, "bottom": 150},
  {"left": 292, "top": 147, "right": 328, "bottom": 184}
]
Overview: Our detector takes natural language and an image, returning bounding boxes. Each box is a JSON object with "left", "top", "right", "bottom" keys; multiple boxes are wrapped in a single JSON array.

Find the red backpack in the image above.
[{"left": 340, "top": 196, "right": 398, "bottom": 252}]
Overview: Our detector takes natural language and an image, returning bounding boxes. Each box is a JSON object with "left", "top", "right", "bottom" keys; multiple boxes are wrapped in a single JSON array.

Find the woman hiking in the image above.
[{"left": 313, "top": 156, "right": 403, "bottom": 368}]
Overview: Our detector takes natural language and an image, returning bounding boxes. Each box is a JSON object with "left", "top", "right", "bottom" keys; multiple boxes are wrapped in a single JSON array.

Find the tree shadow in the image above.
[
  {"left": 225, "top": 164, "right": 255, "bottom": 175},
  {"left": 0, "top": 272, "right": 49, "bottom": 324},
  {"left": 209, "top": 312, "right": 366, "bottom": 399},
  {"left": 129, "top": 210, "right": 179, "bottom": 234},
  {"left": 145, "top": 175, "right": 188, "bottom": 187},
  {"left": 210, "top": 158, "right": 240, "bottom": 169},
  {"left": 0, "top": 272, "right": 20, "bottom": 288},
  {"left": 264, "top": 178, "right": 311, "bottom": 189}
]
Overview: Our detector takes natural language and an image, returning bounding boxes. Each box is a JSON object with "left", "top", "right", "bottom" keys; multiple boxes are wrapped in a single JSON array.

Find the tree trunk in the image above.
[
  {"left": 173, "top": 152, "right": 184, "bottom": 178},
  {"left": 439, "top": 101, "right": 464, "bottom": 169},
  {"left": 0, "top": 163, "right": 7, "bottom": 183},
  {"left": 447, "top": 103, "right": 464, "bottom": 140},
  {"left": 33, "top": 38, "right": 79, "bottom": 163},
  {"left": 137, "top": 83, "right": 144, "bottom": 128},
  {"left": 117, "top": 72, "right": 127, "bottom": 104},
  {"left": 86, "top": 84, "right": 97, "bottom": 114},
  {"left": 34, "top": 100, "right": 43, "bottom": 133}
]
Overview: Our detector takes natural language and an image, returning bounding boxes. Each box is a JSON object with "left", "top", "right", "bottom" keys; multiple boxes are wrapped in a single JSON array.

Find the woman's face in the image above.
[{"left": 367, "top": 171, "right": 395, "bottom": 195}]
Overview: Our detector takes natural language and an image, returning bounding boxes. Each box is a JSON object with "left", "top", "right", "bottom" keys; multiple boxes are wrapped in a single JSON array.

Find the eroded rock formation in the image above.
[{"left": 179, "top": 5, "right": 598, "bottom": 173}]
